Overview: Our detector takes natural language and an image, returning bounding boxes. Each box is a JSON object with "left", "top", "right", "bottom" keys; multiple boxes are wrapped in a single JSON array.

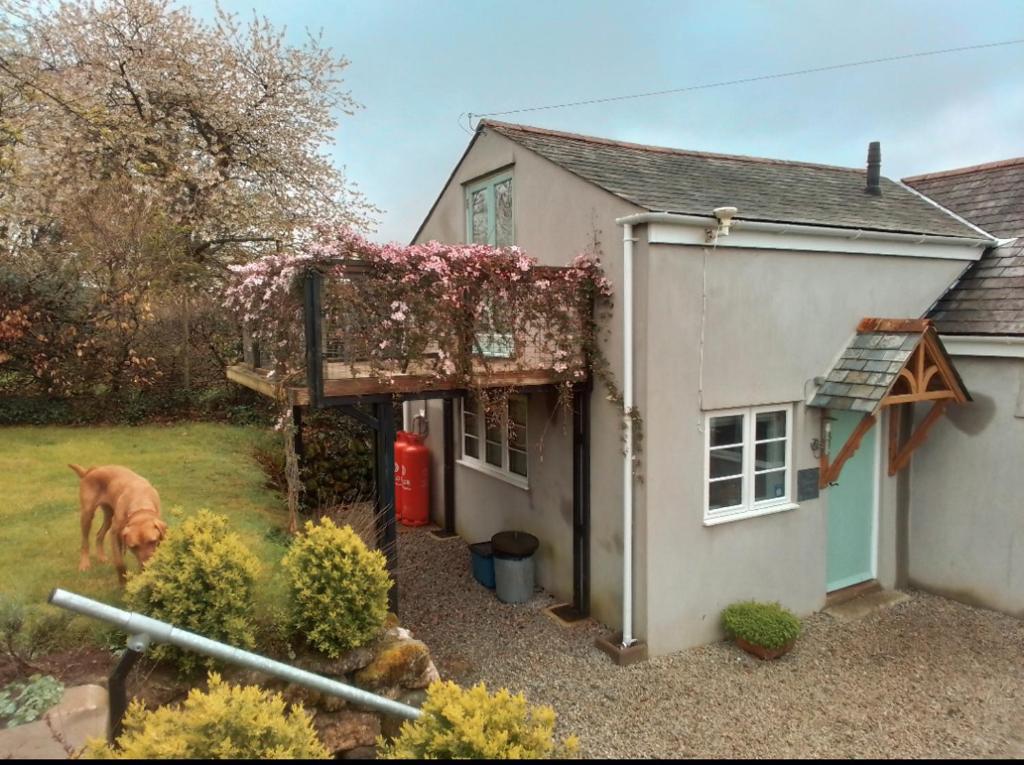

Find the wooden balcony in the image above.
[{"left": 227, "top": 266, "right": 589, "bottom": 406}]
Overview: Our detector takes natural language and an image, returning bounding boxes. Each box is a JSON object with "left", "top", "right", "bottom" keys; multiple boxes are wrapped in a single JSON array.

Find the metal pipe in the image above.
[
  {"left": 621, "top": 223, "right": 636, "bottom": 648},
  {"left": 48, "top": 589, "right": 422, "bottom": 721}
]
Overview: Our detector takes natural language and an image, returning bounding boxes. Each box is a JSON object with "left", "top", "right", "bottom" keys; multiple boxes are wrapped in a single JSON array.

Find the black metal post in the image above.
[
  {"left": 443, "top": 397, "right": 456, "bottom": 535},
  {"left": 107, "top": 648, "right": 144, "bottom": 743},
  {"left": 373, "top": 398, "right": 399, "bottom": 614},
  {"left": 292, "top": 406, "right": 304, "bottom": 459},
  {"left": 303, "top": 270, "right": 324, "bottom": 408}
]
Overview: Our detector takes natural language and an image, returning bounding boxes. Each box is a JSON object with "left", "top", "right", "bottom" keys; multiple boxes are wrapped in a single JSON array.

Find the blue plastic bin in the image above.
[{"left": 469, "top": 542, "right": 496, "bottom": 589}]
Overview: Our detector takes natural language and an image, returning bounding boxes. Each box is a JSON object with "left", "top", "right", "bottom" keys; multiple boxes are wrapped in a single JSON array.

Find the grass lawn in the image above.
[{"left": 0, "top": 423, "right": 290, "bottom": 617}]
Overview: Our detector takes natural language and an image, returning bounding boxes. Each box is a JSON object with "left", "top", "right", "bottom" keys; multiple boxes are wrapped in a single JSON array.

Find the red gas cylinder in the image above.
[
  {"left": 401, "top": 433, "right": 430, "bottom": 527},
  {"left": 394, "top": 432, "right": 411, "bottom": 522}
]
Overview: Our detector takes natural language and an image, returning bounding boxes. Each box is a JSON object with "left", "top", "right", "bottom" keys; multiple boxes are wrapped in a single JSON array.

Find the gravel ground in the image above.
[{"left": 394, "top": 524, "right": 1024, "bottom": 759}]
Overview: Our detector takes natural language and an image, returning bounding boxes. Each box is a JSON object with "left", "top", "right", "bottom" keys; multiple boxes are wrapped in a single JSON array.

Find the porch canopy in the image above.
[{"left": 809, "top": 318, "right": 970, "bottom": 489}]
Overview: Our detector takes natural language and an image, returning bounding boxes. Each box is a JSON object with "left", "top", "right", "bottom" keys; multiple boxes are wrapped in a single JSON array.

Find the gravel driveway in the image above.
[{"left": 394, "top": 525, "right": 1024, "bottom": 759}]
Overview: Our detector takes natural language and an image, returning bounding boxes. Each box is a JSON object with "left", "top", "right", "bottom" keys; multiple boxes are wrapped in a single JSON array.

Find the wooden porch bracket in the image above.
[
  {"left": 819, "top": 412, "right": 877, "bottom": 489},
  {"left": 888, "top": 399, "right": 950, "bottom": 476}
]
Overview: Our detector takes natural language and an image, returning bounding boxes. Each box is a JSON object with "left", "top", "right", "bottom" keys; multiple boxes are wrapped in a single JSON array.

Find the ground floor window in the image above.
[
  {"left": 704, "top": 404, "right": 794, "bottom": 525},
  {"left": 460, "top": 393, "right": 529, "bottom": 487}
]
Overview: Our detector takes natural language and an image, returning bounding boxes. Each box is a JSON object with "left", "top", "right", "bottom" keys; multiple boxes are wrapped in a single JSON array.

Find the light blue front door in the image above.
[{"left": 826, "top": 410, "right": 877, "bottom": 592}]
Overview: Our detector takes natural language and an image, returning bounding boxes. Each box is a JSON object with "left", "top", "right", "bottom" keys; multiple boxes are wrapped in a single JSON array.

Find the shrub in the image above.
[
  {"left": 0, "top": 674, "right": 64, "bottom": 728},
  {"left": 721, "top": 600, "right": 802, "bottom": 649},
  {"left": 282, "top": 517, "right": 390, "bottom": 656},
  {"left": 378, "top": 681, "right": 579, "bottom": 760},
  {"left": 124, "top": 510, "right": 260, "bottom": 673},
  {"left": 84, "top": 672, "right": 328, "bottom": 759}
]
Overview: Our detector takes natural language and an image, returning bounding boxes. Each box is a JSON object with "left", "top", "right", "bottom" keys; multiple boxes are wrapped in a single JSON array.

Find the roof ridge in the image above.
[
  {"left": 903, "top": 157, "right": 1024, "bottom": 183},
  {"left": 480, "top": 119, "right": 867, "bottom": 175}
]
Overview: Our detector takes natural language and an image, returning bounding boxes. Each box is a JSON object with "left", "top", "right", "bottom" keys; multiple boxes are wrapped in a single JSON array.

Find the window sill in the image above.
[
  {"left": 456, "top": 459, "right": 530, "bottom": 491},
  {"left": 703, "top": 501, "right": 799, "bottom": 527}
]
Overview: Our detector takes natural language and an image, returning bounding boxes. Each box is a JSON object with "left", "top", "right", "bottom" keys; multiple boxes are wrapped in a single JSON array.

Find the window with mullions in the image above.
[
  {"left": 460, "top": 393, "right": 528, "bottom": 486},
  {"left": 465, "top": 171, "right": 514, "bottom": 247},
  {"left": 704, "top": 405, "right": 794, "bottom": 525}
]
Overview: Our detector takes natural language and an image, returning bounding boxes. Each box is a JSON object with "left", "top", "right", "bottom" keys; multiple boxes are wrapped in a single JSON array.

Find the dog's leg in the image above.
[
  {"left": 78, "top": 502, "right": 97, "bottom": 572},
  {"left": 95, "top": 506, "right": 113, "bottom": 564},
  {"left": 111, "top": 533, "right": 127, "bottom": 585}
]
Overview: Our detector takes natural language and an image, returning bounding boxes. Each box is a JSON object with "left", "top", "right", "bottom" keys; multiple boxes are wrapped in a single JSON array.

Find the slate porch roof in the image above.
[
  {"left": 483, "top": 120, "right": 981, "bottom": 238},
  {"left": 904, "top": 158, "right": 1024, "bottom": 337},
  {"left": 810, "top": 332, "right": 921, "bottom": 413},
  {"left": 809, "top": 319, "right": 970, "bottom": 412}
]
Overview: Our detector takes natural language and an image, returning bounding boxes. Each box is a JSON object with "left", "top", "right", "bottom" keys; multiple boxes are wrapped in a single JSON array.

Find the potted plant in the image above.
[{"left": 721, "top": 600, "right": 802, "bottom": 660}]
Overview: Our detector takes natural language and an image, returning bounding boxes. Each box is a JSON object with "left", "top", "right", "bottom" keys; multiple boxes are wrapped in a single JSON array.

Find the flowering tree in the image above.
[{"left": 0, "top": 0, "right": 373, "bottom": 402}]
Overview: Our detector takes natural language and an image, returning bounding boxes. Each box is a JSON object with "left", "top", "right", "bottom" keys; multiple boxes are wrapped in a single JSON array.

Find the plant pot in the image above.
[{"left": 734, "top": 636, "right": 795, "bottom": 661}]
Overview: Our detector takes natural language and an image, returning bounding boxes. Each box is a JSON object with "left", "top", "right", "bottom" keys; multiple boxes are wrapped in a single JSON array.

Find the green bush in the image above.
[
  {"left": 721, "top": 600, "right": 802, "bottom": 649},
  {"left": 0, "top": 674, "right": 64, "bottom": 728},
  {"left": 298, "top": 408, "right": 374, "bottom": 509},
  {"left": 282, "top": 517, "right": 391, "bottom": 656},
  {"left": 84, "top": 672, "right": 328, "bottom": 759},
  {"left": 378, "top": 681, "right": 579, "bottom": 760},
  {"left": 125, "top": 510, "right": 261, "bottom": 673}
]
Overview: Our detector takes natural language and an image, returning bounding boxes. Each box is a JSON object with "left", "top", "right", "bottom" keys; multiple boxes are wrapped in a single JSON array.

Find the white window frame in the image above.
[
  {"left": 458, "top": 394, "right": 529, "bottom": 490},
  {"left": 703, "top": 403, "right": 797, "bottom": 526}
]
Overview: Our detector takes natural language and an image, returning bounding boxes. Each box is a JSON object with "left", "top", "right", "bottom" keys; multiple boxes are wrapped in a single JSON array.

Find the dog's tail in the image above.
[{"left": 68, "top": 463, "right": 90, "bottom": 478}]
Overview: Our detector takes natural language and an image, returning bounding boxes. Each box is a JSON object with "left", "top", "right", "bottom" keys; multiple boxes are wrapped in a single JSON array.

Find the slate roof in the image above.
[
  {"left": 809, "top": 332, "right": 921, "bottom": 412},
  {"left": 904, "top": 158, "right": 1024, "bottom": 336},
  {"left": 903, "top": 158, "right": 1024, "bottom": 239},
  {"left": 810, "top": 319, "right": 970, "bottom": 411},
  {"left": 483, "top": 121, "right": 981, "bottom": 238}
]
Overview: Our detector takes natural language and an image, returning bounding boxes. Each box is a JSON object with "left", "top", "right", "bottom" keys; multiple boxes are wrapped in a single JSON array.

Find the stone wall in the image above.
[{"left": 227, "top": 620, "right": 439, "bottom": 759}]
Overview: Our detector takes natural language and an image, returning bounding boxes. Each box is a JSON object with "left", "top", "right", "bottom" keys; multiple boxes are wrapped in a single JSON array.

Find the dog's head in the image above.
[{"left": 121, "top": 514, "right": 168, "bottom": 567}]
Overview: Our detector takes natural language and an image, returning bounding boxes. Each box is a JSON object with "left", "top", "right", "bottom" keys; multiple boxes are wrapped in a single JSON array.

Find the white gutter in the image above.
[
  {"left": 615, "top": 212, "right": 994, "bottom": 260},
  {"left": 620, "top": 222, "right": 636, "bottom": 648},
  {"left": 941, "top": 335, "right": 1024, "bottom": 358}
]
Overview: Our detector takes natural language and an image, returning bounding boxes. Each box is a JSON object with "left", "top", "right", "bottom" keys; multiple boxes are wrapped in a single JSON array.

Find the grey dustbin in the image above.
[{"left": 491, "top": 531, "right": 539, "bottom": 604}]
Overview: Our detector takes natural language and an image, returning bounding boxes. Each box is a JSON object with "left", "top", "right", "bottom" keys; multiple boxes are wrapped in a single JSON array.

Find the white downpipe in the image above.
[{"left": 621, "top": 223, "right": 635, "bottom": 648}]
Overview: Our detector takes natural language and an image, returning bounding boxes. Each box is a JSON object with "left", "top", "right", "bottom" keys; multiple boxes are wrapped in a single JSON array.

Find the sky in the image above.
[{"left": 190, "top": 0, "right": 1024, "bottom": 244}]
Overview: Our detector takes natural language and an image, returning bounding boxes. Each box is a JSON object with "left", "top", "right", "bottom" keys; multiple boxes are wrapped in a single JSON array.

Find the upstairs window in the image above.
[{"left": 465, "top": 171, "right": 514, "bottom": 246}]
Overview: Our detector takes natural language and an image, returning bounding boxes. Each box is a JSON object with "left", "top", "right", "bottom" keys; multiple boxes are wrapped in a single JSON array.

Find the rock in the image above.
[
  {"left": 354, "top": 639, "right": 431, "bottom": 690},
  {"left": 0, "top": 684, "right": 108, "bottom": 759},
  {"left": 383, "top": 626, "right": 413, "bottom": 641},
  {"left": 404, "top": 658, "right": 441, "bottom": 690},
  {"left": 282, "top": 683, "right": 324, "bottom": 709},
  {"left": 314, "top": 710, "right": 381, "bottom": 755},
  {"left": 298, "top": 646, "right": 376, "bottom": 678},
  {"left": 342, "top": 745, "right": 377, "bottom": 759},
  {"left": 396, "top": 689, "right": 428, "bottom": 709},
  {"left": 319, "top": 693, "right": 349, "bottom": 713}
]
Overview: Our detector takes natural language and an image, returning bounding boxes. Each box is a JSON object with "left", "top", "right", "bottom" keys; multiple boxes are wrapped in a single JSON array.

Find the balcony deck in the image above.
[{"left": 227, "top": 359, "right": 581, "bottom": 405}]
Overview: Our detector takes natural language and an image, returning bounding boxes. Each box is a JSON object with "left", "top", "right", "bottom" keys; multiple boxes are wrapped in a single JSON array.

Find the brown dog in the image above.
[{"left": 69, "top": 464, "right": 167, "bottom": 583}]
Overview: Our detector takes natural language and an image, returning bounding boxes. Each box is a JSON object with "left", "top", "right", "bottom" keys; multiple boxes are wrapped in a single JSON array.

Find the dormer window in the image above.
[{"left": 465, "top": 171, "right": 514, "bottom": 246}]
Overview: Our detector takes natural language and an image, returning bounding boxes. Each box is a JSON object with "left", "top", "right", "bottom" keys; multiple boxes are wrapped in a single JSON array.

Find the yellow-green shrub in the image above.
[
  {"left": 378, "top": 681, "right": 579, "bottom": 760},
  {"left": 125, "top": 510, "right": 260, "bottom": 673},
  {"left": 282, "top": 517, "right": 390, "bottom": 656},
  {"left": 84, "top": 672, "right": 328, "bottom": 759}
]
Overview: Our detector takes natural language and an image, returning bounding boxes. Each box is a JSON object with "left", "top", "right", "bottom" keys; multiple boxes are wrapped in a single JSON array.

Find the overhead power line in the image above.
[{"left": 466, "top": 38, "right": 1024, "bottom": 125}]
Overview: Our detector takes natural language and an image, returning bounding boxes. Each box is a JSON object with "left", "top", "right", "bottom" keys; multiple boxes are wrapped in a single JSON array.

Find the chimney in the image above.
[{"left": 865, "top": 141, "right": 882, "bottom": 196}]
